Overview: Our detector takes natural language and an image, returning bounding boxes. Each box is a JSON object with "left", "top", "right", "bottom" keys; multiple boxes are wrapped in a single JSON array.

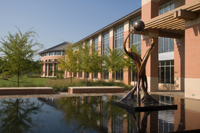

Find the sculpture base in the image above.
[{"left": 110, "top": 100, "right": 177, "bottom": 112}]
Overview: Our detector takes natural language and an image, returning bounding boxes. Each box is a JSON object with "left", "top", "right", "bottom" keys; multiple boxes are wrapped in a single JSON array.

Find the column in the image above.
[
  {"left": 174, "top": 38, "right": 185, "bottom": 91},
  {"left": 185, "top": 15, "right": 200, "bottom": 99},
  {"left": 98, "top": 34, "right": 102, "bottom": 80},
  {"left": 47, "top": 63, "right": 49, "bottom": 77},
  {"left": 141, "top": 0, "right": 159, "bottom": 92},
  {"left": 52, "top": 63, "right": 55, "bottom": 77},
  {"left": 123, "top": 20, "right": 131, "bottom": 85},
  {"left": 89, "top": 39, "right": 93, "bottom": 80},
  {"left": 109, "top": 28, "right": 114, "bottom": 81}
]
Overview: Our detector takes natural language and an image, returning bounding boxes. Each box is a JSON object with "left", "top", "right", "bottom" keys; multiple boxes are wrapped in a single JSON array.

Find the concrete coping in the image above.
[
  {"left": 68, "top": 86, "right": 124, "bottom": 89},
  {"left": 0, "top": 87, "right": 53, "bottom": 90}
]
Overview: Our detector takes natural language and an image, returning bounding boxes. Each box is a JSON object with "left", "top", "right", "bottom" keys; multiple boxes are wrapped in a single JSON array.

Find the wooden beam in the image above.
[
  {"left": 159, "top": 32, "right": 184, "bottom": 39},
  {"left": 174, "top": 9, "right": 198, "bottom": 20}
]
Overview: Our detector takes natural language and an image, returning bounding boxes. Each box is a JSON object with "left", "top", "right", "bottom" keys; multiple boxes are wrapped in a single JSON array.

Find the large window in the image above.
[
  {"left": 115, "top": 68, "right": 123, "bottom": 81},
  {"left": 86, "top": 72, "right": 89, "bottom": 78},
  {"left": 102, "top": 31, "right": 109, "bottom": 55},
  {"left": 79, "top": 71, "right": 82, "bottom": 78},
  {"left": 49, "top": 52, "right": 54, "bottom": 56},
  {"left": 93, "top": 36, "right": 98, "bottom": 52},
  {"left": 49, "top": 63, "right": 53, "bottom": 76},
  {"left": 159, "top": 1, "right": 174, "bottom": 15},
  {"left": 131, "top": 67, "right": 137, "bottom": 82},
  {"left": 114, "top": 25, "right": 124, "bottom": 50},
  {"left": 159, "top": 60, "right": 174, "bottom": 84},
  {"left": 55, "top": 51, "right": 62, "bottom": 55},
  {"left": 130, "top": 16, "right": 141, "bottom": 53},
  {"left": 54, "top": 63, "right": 57, "bottom": 76},
  {"left": 102, "top": 67, "right": 109, "bottom": 80},
  {"left": 159, "top": 37, "right": 174, "bottom": 53}
]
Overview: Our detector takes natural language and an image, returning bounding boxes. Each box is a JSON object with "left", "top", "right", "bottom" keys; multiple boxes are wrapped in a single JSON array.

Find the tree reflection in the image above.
[
  {"left": 0, "top": 98, "right": 43, "bottom": 133},
  {"left": 56, "top": 96, "right": 128, "bottom": 132}
]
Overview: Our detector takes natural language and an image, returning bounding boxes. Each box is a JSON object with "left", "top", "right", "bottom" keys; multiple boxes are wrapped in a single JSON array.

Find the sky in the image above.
[{"left": 0, "top": 0, "right": 141, "bottom": 60}]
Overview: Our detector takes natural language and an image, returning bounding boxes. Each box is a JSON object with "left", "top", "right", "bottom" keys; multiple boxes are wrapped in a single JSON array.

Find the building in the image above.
[
  {"left": 40, "top": 0, "right": 200, "bottom": 99},
  {"left": 39, "top": 42, "right": 69, "bottom": 77}
]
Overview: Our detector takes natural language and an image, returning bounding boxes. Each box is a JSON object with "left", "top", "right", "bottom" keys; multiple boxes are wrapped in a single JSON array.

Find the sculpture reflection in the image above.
[{"left": 0, "top": 98, "right": 43, "bottom": 133}]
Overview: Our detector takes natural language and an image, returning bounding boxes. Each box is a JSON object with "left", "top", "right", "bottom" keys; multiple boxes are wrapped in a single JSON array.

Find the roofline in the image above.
[
  {"left": 39, "top": 41, "right": 70, "bottom": 55},
  {"left": 75, "top": 7, "right": 141, "bottom": 44}
]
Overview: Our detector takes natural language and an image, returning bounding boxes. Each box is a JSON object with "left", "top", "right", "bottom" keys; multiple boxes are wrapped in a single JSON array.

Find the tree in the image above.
[
  {"left": 79, "top": 42, "right": 103, "bottom": 85},
  {"left": 104, "top": 48, "right": 125, "bottom": 81},
  {"left": 57, "top": 43, "right": 79, "bottom": 84},
  {"left": 0, "top": 29, "right": 43, "bottom": 87}
]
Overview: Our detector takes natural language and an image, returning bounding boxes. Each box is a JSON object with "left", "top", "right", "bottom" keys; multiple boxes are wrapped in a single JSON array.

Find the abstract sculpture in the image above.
[{"left": 120, "top": 21, "right": 158, "bottom": 106}]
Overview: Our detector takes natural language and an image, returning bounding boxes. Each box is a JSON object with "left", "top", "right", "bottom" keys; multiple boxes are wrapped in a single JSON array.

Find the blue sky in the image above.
[{"left": 0, "top": 0, "right": 141, "bottom": 60}]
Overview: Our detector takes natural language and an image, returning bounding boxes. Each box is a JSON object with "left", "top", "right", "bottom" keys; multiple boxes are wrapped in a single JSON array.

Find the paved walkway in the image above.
[{"left": 0, "top": 91, "right": 185, "bottom": 99}]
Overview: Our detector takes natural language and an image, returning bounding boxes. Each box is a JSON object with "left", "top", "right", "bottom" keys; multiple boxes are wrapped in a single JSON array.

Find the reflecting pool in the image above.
[{"left": 0, "top": 95, "right": 200, "bottom": 133}]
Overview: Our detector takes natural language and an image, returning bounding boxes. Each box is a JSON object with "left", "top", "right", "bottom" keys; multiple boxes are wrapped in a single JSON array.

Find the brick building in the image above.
[{"left": 40, "top": 0, "right": 200, "bottom": 99}]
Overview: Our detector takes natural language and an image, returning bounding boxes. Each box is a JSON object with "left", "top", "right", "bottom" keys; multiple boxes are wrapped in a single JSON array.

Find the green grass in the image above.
[{"left": 0, "top": 75, "right": 133, "bottom": 92}]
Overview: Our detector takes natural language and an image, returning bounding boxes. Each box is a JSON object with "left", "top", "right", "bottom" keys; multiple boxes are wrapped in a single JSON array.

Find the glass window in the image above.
[
  {"left": 79, "top": 71, "right": 82, "bottom": 78},
  {"left": 49, "top": 52, "right": 54, "bottom": 56},
  {"left": 49, "top": 59, "right": 53, "bottom": 62},
  {"left": 158, "top": 60, "right": 174, "bottom": 84},
  {"left": 55, "top": 51, "right": 61, "bottom": 55},
  {"left": 46, "top": 53, "right": 49, "bottom": 56},
  {"left": 130, "top": 16, "right": 141, "bottom": 53},
  {"left": 49, "top": 63, "right": 53, "bottom": 76},
  {"left": 74, "top": 72, "right": 77, "bottom": 77},
  {"left": 86, "top": 72, "right": 89, "bottom": 78},
  {"left": 159, "top": 1, "right": 174, "bottom": 15},
  {"left": 131, "top": 67, "right": 137, "bottom": 82},
  {"left": 102, "top": 31, "right": 109, "bottom": 55},
  {"left": 114, "top": 25, "right": 124, "bottom": 50},
  {"left": 93, "top": 36, "right": 98, "bottom": 52},
  {"left": 93, "top": 73, "right": 98, "bottom": 79},
  {"left": 115, "top": 68, "right": 123, "bottom": 81},
  {"left": 54, "top": 63, "right": 58, "bottom": 76},
  {"left": 159, "top": 37, "right": 174, "bottom": 53},
  {"left": 102, "top": 67, "right": 109, "bottom": 79}
]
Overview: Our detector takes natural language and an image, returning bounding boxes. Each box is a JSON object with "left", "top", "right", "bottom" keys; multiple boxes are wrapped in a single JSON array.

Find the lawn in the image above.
[{"left": 0, "top": 74, "right": 133, "bottom": 92}]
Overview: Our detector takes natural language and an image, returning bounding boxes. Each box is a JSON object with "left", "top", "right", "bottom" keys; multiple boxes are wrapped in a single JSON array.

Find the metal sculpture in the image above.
[{"left": 120, "top": 21, "right": 158, "bottom": 106}]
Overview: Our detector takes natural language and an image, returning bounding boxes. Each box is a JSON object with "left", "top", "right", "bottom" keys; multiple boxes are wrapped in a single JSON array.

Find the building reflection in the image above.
[{"left": 38, "top": 94, "right": 200, "bottom": 133}]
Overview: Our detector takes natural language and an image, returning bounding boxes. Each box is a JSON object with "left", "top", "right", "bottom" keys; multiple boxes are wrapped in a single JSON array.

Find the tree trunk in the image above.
[
  {"left": 18, "top": 70, "right": 19, "bottom": 87},
  {"left": 70, "top": 72, "right": 72, "bottom": 84}
]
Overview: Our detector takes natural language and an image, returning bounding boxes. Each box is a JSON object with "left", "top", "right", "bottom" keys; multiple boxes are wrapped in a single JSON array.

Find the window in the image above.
[
  {"left": 86, "top": 40, "right": 90, "bottom": 54},
  {"left": 159, "top": 38, "right": 174, "bottom": 53},
  {"left": 130, "top": 16, "right": 141, "bottom": 53},
  {"left": 74, "top": 72, "right": 77, "bottom": 77},
  {"left": 85, "top": 72, "right": 89, "bottom": 78},
  {"left": 54, "top": 59, "right": 58, "bottom": 62},
  {"left": 46, "top": 53, "right": 49, "bottom": 56},
  {"left": 159, "top": 1, "right": 174, "bottom": 15},
  {"left": 115, "top": 68, "right": 123, "bottom": 81},
  {"left": 55, "top": 51, "right": 61, "bottom": 55},
  {"left": 131, "top": 67, "right": 137, "bottom": 82},
  {"left": 49, "top": 63, "right": 53, "bottom": 76},
  {"left": 79, "top": 71, "right": 82, "bottom": 78},
  {"left": 49, "top": 52, "right": 54, "bottom": 56},
  {"left": 93, "top": 36, "right": 98, "bottom": 52},
  {"left": 102, "top": 31, "right": 109, "bottom": 55},
  {"left": 102, "top": 67, "right": 109, "bottom": 79},
  {"left": 49, "top": 59, "right": 53, "bottom": 62},
  {"left": 93, "top": 73, "right": 98, "bottom": 79},
  {"left": 54, "top": 63, "right": 58, "bottom": 76},
  {"left": 158, "top": 60, "right": 174, "bottom": 84},
  {"left": 114, "top": 25, "right": 124, "bottom": 50}
]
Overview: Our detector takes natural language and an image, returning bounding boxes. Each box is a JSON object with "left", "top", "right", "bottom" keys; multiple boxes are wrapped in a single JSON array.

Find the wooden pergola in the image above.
[{"left": 135, "top": 0, "right": 200, "bottom": 39}]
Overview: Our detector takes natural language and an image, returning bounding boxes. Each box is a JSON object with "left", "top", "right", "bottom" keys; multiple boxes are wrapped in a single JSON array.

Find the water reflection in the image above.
[
  {"left": 0, "top": 94, "right": 199, "bottom": 133},
  {"left": 0, "top": 98, "right": 43, "bottom": 133}
]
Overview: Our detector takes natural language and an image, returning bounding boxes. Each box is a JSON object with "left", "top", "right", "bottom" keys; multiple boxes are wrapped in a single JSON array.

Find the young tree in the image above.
[
  {"left": 103, "top": 48, "right": 125, "bottom": 81},
  {"left": 79, "top": 42, "right": 103, "bottom": 85},
  {"left": 57, "top": 43, "right": 79, "bottom": 84},
  {"left": 0, "top": 29, "right": 43, "bottom": 87}
]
